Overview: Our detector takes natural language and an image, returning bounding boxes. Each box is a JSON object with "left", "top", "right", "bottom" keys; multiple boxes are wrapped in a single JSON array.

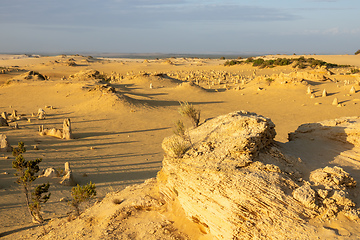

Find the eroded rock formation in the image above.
[
  {"left": 159, "top": 111, "right": 318, "bottom": 239},
  {"left": 39, "top": 118, "right": 73, "bottom": 140},
  {"left": 0, "top": 134, "right": 12, "bottom": 152},
  {"left": 158, "top": 111, "right": 359, "bottom": 239}
]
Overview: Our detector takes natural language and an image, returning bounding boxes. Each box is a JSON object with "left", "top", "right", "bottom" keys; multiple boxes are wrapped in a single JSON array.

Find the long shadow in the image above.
[
  {"left": 39, "top": 141, "right": 137, "bottom": 150},
  {"left": 0, "top": 225, "right": 39, "bottom": 238},
  {"left": 89, "top": 169, "right": 159, "bottom": 185},
  {"left": 123, "top": 92, "right": 168, "bottom": 100},
  {"left": 303, "top": 80, "right": 324, "bottom": 86},
  {"left": 44, "top": 152, "right": 159, "bottom": 164},
  {"left": 75, "top": 127, "right": 170, "bottom": 139}
]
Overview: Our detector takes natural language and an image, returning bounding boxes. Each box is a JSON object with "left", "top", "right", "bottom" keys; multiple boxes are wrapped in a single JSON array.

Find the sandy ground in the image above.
[{"left": 0, "top": 54, "right": 360, "bottom": 239}]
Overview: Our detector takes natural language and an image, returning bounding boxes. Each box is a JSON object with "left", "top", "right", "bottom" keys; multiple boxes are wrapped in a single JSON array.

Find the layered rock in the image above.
[{"left": 158, "top": 111, "right": 318, "bottom": 239}]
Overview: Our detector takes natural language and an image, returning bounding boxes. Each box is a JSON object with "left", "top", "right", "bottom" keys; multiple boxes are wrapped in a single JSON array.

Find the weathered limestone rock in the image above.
[
  {"left": 1, "top": 112, "right": 8, "bottom": 120},
  {"left": 350, "top": 86, "right": 356, "bottom": 94},
  {"left": 322, "top": 89, "right": 327, "bottom": 97},
  {"left": 158, "top": 111, "right": 318, "bottom": 239},
  {"left": 38, "top": 108, "right": 46, "bottom": 120},
  {"left": 41, "top": 168, "right": 60, "bottom": 178},
  {"left": 62, "top": 119, "right": 72, "bottom": 140},
  {"left": 332, "top": 97, "right": 338, "bottom": 105},
  {"left": 0, "top": 134, "right": 12, "bottom": 152},
  {"left": 292, "top": 184, "right": 317, "bottom": 209},
  {"left": 60, "top": 162, "right": 76, "bottom": 186},
  {"left": 310, "top": 166, "right": 356, "bottom": 190},
  {"left": 306, "top": 86, "right": 312, "bottom": 94},
  {"left": 39, "top": 118, "right": 73, "bottom": 140},
  {"left": 11, "top": 110, "right": 17, "bottom": 119}
]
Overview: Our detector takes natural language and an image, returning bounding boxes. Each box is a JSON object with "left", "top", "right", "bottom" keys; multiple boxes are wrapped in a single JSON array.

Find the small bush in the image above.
[
  {"left": 70, "top": 182, "right": 96, "bottom": 216},
  {"left": 351, "top": 68, "right": 360, "bottom": 74},
  {"left": 355, "top": 50, "right": 360, "bottom": 55},
  {"left": 168, "top": 137, "right": 191, "bottom": 158},
  {"left": 245, "top": 57, "right": 254, "bottom": 63},
  {"left": 266, "top": 78, "right": 274, "bottom": 85},
  {"left": 173, "top": 120, "right": 186, "bottom": 138},
  {"left": 252, "top": 58, "right": 265, "bottom": 67},
  {"left": 224, "top": 60, "right": 241, "bottom": 66},
  {"left": 178, "top": 101, "right": 201, "bottom": 128}
]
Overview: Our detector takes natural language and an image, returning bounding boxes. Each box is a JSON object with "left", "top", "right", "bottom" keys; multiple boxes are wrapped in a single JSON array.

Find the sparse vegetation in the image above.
[
  {"left": 173, "top": 120, "right": 186, "bottom": 138},
  {"left": 178, "top": 101, "right": 201, "bottom": 128},
  {"left": 70, "top": 182, "right": 96, "bottom": 216},
  {"left": 351, "top": 68, "right": 360, "bottom": 74},
  {"left": 12, "top": 142, "right": 50, "bottom": 224},
  {"left": 355, "top": 50, "right": 360, "bottom": 55},
  {"left": 224, "top": 60, "right": 241, "bottom": 66},
  {"left": 224, "top": 56, "right": 350, "bottom": 69},
  {"left": 168, "top": 137, "right": 191, "bottom": 158},
  {"left": 266, "top": 78, "right": 275, "bottom": 85}
]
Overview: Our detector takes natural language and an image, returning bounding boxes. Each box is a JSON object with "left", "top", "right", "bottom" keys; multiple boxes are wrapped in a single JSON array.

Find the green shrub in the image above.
[
  {"left": 224, "top": 60, "right": 241, "bottom": 66},
  {"left": 70, "top": 182, "right": 96, "bottom": 216},
  {"left": 245, "top": 57, "right": 254, "bottom": 63},
  {"left": 355, "top": 49, "right": 360, "bottom": 55},
  {"left": 252, "top": 58, "right": 265, "bottom": 67},
  {"left": 351, "top": 68, "right": 360, "bottom": 74}
]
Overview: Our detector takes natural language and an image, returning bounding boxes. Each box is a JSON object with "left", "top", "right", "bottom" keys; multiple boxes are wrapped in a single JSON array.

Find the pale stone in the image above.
[
  {"left": 1, "top": 112, "right": 8, "bottom": 120},
  {"left": 350, "top": 86, "right": 356, "bottom": 94},
  {"left": 39, "top": 118, "right": 72, "bottom": 140},
  {"left": 322, "top": 89, "right": 327, "bottom": 97},
  {"left": 0, "top": 134, "right": 12, "bottom": 152},
  {"left": 306, "top": 86, "right": 312, "bottom": 94},
  {"left": 41, "top": 168, "right": 59, "bottom": 178},
  {"left": 332, "top": 98, "right": 338, "bottom": 105},
  {"left": 60, "top": 171, "right": 76, "bottom": 186}
]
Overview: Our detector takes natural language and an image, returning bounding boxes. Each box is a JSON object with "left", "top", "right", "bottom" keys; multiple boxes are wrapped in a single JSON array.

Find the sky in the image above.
[{"left": 0, "top": 0, "right": 359, "bottom": 55}]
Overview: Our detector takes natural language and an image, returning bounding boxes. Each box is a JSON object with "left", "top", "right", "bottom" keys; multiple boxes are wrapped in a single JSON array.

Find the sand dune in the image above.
[{"left": 1, "top": 54, "right": 360, "bottom": 239}]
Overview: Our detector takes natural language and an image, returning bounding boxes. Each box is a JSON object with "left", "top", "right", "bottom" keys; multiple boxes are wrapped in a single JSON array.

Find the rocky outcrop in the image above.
[
  {"left": 39, "top": 118, "right": 73, "bottom": 140},
  {"left": 158, "top": 111, "right": 319, "bottom": 239}
]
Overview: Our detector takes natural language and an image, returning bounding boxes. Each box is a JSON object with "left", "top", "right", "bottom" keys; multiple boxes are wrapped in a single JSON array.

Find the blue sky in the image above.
[{"left": 0, "top": 0, "right": 359, "bottom": 54}]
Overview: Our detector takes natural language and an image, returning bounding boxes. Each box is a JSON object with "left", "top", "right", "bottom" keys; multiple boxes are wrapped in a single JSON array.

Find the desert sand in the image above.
[{"left": 0, "top": 54, "right": 360, "bottom": 239}]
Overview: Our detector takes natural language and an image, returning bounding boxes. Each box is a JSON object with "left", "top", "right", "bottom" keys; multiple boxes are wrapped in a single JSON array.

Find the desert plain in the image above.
[{"left": 1, "top": 53, "right": 360, "bottom": 239}]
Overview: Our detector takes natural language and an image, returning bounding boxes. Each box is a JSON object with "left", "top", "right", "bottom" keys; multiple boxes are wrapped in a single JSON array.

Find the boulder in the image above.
[
  {"left": 310, "top": 166, "right": 356, "bottom": 189},
  {"left": 0, "top": 134, "right": 12, "bottom": 152},
  {"left": 41, "top": 168, "right": 60, "bottom": 178}
]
